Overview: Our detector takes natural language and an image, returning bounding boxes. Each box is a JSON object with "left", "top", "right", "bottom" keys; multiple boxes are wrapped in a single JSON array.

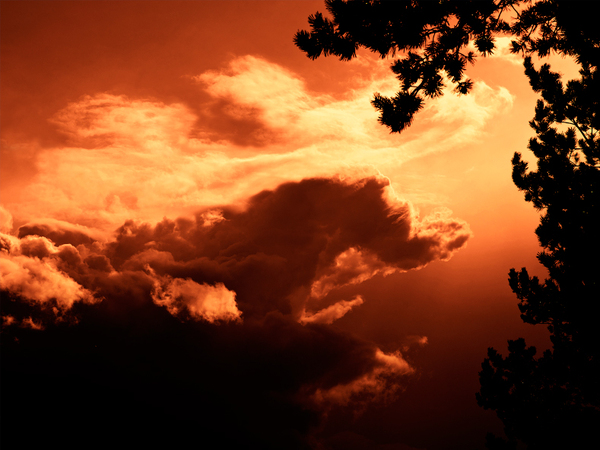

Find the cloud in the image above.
[
  {"left": 486, "top": 36, "right": 525, "bottom": 66},
  {"left": 21, "top": 316, "right": 44, "bottom": 330},
  {"left": 300, "top": 296, "right": 364, "bottom": 325},
  {"left": 309, "top": 248, "right": 395, "bottom": 301},
  {"left": 18, "top": 218, "right": 105, "bottom": 246},
  {"left": 311, "top": 349, "right": 414, "bottom": 407},
  {"left": 196, "top": 55, "right": 313, "bottom": 131},
  {"left": 87, "top": 176, "right": 470, "bottom": 319},
  {"left": 3, "top": 175, "right": 470, "bottom": 330},
  {"left": 2, "top": 175, "right": 470, "bottom": 324},
  {"left": 4, "top": 55, "right": 512, "bottom": 232},
  {"left": 1, "top": 176, "right": 463, "bottom": 448},
  {"left": 147, "top": 266, "right": 241, "bottom": 323},
  {"left": 49, "top": 93, "right": 196, "bottom": 149},
  {"left": 0, "top": 232, "right": 96, "bottom": 311},
  {"left": 0, "top": 205, "right": 13, "bottom": 233},
  {"left": 402, "top": 335, "right": 429, "bottom": 352}
]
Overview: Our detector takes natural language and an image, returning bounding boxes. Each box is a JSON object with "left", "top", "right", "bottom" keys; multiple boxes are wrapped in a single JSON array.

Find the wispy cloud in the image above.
[{"left": 4, "top": 55, "right": 512, "bottom": 233}]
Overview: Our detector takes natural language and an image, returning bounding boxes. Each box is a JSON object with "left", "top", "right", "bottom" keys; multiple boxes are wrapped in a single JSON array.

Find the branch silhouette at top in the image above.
[{"left": 296, "top": 1, "right": 599, "bottom": 448}]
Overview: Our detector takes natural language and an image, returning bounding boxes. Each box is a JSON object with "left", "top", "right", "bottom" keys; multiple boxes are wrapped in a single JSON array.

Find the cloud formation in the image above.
[
  {"left": 82, "top": 176, "right": 469, "bottom": 320},
  {"left": 2, "top": 54, "right": 482, "bottom": 448},
  {"left": 147, "top": 266, "right": 241, "bottom": 323},
  {"left": 2, "top": 175, "right": 469, "bottom": 449},
  {"left": 6, "top": 175, "right": 470, "bottom": 325},
  {"left": 0, "top": 231, "right": 96, "bottom": 312},
  {"left": 4, "top": 55, "right": 512, "bottom": 232},
  {"left": 312, "top": 349, "right": 414, "bottom": 407}
]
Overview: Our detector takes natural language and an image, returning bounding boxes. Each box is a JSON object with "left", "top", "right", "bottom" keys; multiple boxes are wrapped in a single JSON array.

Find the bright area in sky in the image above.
[{"left": 3, "top": 52, "right": 513, "bottom": 232}]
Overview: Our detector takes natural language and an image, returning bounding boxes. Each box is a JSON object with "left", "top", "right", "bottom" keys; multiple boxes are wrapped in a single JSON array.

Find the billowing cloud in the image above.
[
  {"left": 0, "top": 254, "right": 90, "bottom": 308},
  {"left": 2, "top": 53, "right": 482, "bottom": 449},
  {"left": 311, "top": 349, "right": 414, "bottom": 407},
  {"left": 0, "top": 232, "right": 96, "bottom": 312},
  {"left": 2, "top": 175, "right": 453, "bottom": 449},
  {"left": 147, "top": 266, "right": 241, "bottom": 323},
  {"left": 3, "top": 175, "right": 468, "bottom": 330},
  {"left": 2, "top": 175, "right": 463, "bottom": 371},
  {"left": 80, "top": 176, "right": 469, "bottom": 320}
]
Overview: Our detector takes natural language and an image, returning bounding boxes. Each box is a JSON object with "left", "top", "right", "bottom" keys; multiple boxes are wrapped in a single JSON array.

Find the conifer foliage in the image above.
[{"left": 296, "top": 1, "right": 599, "bottom": 447}]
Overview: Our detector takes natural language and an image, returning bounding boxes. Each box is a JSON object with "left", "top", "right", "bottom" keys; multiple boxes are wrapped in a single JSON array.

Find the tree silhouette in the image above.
[
  {"left": 296, "top": 1, "right": 599, "bottom": 447},
  {"left": 477, "top": 37, "right": 600, "bottom": 449}
]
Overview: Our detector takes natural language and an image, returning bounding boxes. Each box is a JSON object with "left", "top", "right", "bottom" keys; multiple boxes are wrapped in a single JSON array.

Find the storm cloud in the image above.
[{"left": 1, "top": 175, "right": 470, "bottom": 448}]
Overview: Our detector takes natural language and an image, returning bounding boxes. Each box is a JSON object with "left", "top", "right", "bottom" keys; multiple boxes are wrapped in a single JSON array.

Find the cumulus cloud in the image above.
[
  {"left": 2, "top": 173, "right": 465, "bottom": 335},
  {"left": 2, "top": 177, "right": 463, "bottom": 449},
  {"left": 147, "top": 266, "right": 241, "bottom": 323},
  {"left": 78, "top": 176, "right": 469, "bottom": 320},
  {"left": 2, "top": 175, "right": 469, "bottom": 329},
  {"left": 0, "top": 232, "right": 96, "bottom": 311}
]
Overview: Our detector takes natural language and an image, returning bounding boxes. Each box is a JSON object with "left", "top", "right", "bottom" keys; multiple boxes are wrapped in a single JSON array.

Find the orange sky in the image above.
[{"left": 0, "top": 2, "right": 581, "bottom": 449}]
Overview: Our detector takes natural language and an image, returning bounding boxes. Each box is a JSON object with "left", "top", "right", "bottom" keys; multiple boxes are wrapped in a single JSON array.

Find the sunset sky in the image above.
[{"left": 0, "top": 2, "right": 581, "bottom": 449}]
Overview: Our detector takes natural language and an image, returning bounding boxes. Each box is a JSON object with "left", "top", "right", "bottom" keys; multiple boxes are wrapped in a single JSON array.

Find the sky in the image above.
[{"left": 0, "top": 2, "right": 581, "bottom": 449}]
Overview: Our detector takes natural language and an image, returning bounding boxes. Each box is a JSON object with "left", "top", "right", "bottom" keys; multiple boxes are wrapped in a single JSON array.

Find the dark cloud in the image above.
[
  {"left": 1, "top": 300, "right": 397, "bottom": 449},
  {"left": 18, "top": 219, "right": 99, "bottom": 246},
  {"left": 1, "top": 176, "right": 470, "bottom": 448},
  {"left": 101, "top": 176, "right": 470, "bottom": 318}
]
